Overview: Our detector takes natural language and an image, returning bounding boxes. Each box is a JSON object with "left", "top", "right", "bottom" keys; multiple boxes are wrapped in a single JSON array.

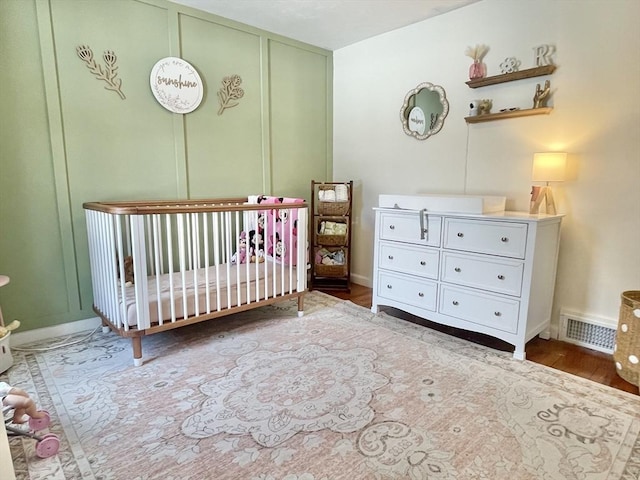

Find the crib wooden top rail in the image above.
[{"left": 83, "top": 198, "right": 308, "bottom": 215}]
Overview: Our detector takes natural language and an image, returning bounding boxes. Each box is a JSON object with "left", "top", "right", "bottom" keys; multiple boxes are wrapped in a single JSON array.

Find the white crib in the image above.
[{"left": 83, "top": 197, "right": 308, "bottom": 365}]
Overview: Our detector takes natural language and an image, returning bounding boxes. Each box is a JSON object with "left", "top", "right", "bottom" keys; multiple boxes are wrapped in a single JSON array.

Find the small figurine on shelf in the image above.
[
  {"left": 477, "top": 99, "right": 493, "bottom": 115},
  {"left": 533, "top": 80, "right": 551, "bottom": 108},
  {"left": 500, "top": 57, "right": 521, "bottom": 74},
  {"left": 465, "top": 44, "right": 489, "bottom": 80}
]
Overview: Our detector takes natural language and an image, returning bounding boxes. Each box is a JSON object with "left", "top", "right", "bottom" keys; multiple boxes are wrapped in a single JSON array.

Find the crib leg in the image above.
[
  {"left": 297, "top": 295, "right": 304, "bottom": 317},
  {"left": 132, "top": 337, "right": 143, "bottom": 367}
]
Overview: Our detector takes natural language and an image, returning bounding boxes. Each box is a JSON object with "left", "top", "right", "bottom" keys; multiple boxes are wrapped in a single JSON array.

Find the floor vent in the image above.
[{"left": 559, "top": 312, "right": 616, "bottom": 354}]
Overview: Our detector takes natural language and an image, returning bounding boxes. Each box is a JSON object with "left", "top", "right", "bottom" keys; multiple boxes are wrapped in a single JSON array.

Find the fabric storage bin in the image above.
[{"left": 613, "top": 290, "right": 640, "bottom": 387}]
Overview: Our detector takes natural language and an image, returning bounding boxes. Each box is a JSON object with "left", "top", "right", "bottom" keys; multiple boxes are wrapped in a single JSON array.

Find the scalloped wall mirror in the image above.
[{"left": 400, "top": 82, "right": 449, "bottom": 140}]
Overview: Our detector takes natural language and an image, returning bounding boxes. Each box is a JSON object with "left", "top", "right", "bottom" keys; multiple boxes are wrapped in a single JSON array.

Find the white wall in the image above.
[{"left": 334, "top": 0, "right": 640, "bottom": 332}]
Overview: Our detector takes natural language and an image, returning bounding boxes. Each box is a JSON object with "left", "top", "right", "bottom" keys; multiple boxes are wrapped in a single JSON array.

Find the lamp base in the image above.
[{"left": 529, "top": 185, "right": 557, "bottom": 215}]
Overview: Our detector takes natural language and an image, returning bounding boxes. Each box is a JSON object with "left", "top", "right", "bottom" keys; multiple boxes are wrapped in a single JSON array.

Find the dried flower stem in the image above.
[
  {"left": 217, "top": 74, "right": 244, "bottom": 115},
  {"left": 76, "top": 45, "right": 126, "bottom": 99},
  {"left": 464, "top": 44, "right": 489, "bottom": 62}
]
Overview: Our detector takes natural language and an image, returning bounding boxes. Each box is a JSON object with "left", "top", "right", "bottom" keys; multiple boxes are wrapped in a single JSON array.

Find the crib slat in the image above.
[
  {"left": 259, "top": 214, "right": 267, "bottom": 301},
  {"left": 224, "top": 211, "right": 232, "bottom": 309},
  {"left": 203, "top": 213, "right": 211, "bottom": 314},
  {"left": 233, "top": 211, "right": 241, "bottom": 308},
  {"left": 166, "top": 213, "right": 177, "bottom": 323},
  {"left": 212, "top": 212, "right": 222, "bottom": 312},
  {"left": 152, "top": 215, "right": 163, "bottom": 325},
  {"left": 297, "top": 207, "right": 308, "bottom": 293},
  {"left": 191, "top": 212, "right": 200, "bottom": 318},
  {"left": 271, "top": 211, "right": 277, "bottom": 299},
  {"left": 177, "top": 214, "right": 188, "bottom": 321},
  {"left": 130, "top": 215, "right": 150, "bottom": 330},
  {"left": 145, "top": 216, "right": 153, "bottom": 276},
  {"left": 114, "top": 216, "right": 128, "bottom": 329}
]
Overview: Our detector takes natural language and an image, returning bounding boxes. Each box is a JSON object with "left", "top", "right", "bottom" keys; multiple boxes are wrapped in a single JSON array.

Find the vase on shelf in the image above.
[{"left": 469, "top": 60, "right": 486, "bottom": 80}]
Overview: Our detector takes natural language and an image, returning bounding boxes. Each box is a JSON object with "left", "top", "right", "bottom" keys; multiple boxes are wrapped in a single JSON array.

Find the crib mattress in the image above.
[{"left": 120, "top": 259, "right": 299, "bottom": 327}]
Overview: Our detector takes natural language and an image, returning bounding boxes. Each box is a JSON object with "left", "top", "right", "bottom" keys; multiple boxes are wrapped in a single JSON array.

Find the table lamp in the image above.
[{"left": 530, "top": 152, "right": 566, "bottom": 214}]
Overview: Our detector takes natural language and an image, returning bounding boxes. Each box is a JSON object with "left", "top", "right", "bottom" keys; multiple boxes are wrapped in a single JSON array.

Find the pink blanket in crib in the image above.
[{"left": 257, "top": 196, "right": 304, "bottom": 266}]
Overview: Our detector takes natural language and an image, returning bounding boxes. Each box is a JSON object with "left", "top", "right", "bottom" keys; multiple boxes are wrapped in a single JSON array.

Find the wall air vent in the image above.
[{"left": 559, "top": 311, "right": 616, "bottom": 354}]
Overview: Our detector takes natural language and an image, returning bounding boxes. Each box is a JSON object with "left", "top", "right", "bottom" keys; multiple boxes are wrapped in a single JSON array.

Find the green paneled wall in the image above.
[
  {"left": 0, "top": 0, "right": 332, "bottom": 331},
  {"left": 269, "top": 41, "right": 332, "bottom": 201},
  {"left": 180, "top": 14, "right": 265, "bottom": 198},
  {"left": 0, "top": 0, "right": 70, "bottom": 322}
]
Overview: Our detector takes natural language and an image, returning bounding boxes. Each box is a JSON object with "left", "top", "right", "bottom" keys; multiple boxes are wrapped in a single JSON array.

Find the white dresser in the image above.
[{"left": 371, "top": 202, "right": 563, "bottom": 360}]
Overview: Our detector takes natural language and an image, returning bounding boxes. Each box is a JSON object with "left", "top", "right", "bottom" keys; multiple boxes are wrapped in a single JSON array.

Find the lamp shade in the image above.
[{"left": 532, "top": 152, "right": 567, "bottom": 182}]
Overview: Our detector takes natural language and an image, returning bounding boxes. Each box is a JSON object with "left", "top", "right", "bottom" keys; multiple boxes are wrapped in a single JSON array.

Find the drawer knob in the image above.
[
  {"left": 452, "top": 300, "right": 459, "bottom": 306},
  {"left": 387, "top": 284, "right": 392, "bottom": 289},
  {"left": 494, "top": 311, "right": 502, "bottom": 317},
  {"left": 420, "top": 260, "right": 426, "bottom": 266},
  {"left": 457, "top": 232, "right": 464, "bottom": 238},
  {"left": 454, "top": 267, "right": 461, "bottom": 273},
  {"left": 388, "top": 255, "right": 394, "bottom": 260},
  {"left": 497, "top": 274, "right": 505, "bottom": 280},
  {"left": 418, "top": 292, "right": 424, "bottom": 297},
  {"left": 501, "top": 236, "right": 508, "bottom": 242},
  {"left": 389, "top": 225, "right": 395, "bottom": 230}
]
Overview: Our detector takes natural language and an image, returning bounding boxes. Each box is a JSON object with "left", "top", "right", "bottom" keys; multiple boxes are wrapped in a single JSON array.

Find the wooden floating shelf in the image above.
[
  {"left": 465, "top": 107, "right": 552, "bottom": 123},
  {"left": 466, "top": 65, "right": 556, "bottom": 88}
]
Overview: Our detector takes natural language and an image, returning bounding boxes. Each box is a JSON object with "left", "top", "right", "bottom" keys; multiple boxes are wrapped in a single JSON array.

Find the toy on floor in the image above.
[
  {"left": 2, "top": 382, "right": 60, "bottom": 458},
  {"left": 0, "top": 319, "right": 19, "bottom": 340}
]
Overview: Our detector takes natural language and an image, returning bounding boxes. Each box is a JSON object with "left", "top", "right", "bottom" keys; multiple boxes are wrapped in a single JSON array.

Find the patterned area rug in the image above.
[{"left": 2, "top": 292, "right": 639, "bottom": 479}]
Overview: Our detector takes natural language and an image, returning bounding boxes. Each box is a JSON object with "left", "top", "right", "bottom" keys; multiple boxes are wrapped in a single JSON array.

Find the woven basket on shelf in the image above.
[
  {"left": 314, "top": 247, "right": 348, "bottom": 277},
  {"left": 315, "top": 217, "right": 348, "bottom": 246},
  {"left": 317, "top": 185, "right": 350, "bottom": 216},
  {"left": 613, "top": 290, "right": 640, "bottom": 387}
]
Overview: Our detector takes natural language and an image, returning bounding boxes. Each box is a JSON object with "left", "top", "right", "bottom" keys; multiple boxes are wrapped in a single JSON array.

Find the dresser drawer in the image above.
[
  {"left": 379, "top": 241, "right": 439, "bottom": 279},
  {"left": 380, "top": 212, "right": 441, "bottom": 247},
  {"left": 439, "top": 285, "right": 520, "bottom": 334},
  {"left": 443, "top": 218, "right": 527, "bottom": 259},
  {"left": 441, "top": 252, "right": 524, "bottom": 296},
  {"left": 377, "top": 271, "right": 437, "bottom": 311}
]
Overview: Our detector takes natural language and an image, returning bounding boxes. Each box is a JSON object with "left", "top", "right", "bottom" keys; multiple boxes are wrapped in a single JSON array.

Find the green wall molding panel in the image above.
[{"left": 0, "top": 0, "right": 333, "bottom": 331}]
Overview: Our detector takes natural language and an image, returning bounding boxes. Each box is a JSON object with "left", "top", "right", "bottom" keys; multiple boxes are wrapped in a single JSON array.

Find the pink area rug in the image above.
[{"left": 3, "top": 292, "right": 639, "bottom": 479}]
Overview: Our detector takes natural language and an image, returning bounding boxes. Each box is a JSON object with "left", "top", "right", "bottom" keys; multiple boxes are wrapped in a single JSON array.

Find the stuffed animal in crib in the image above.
[
  {"left": 478, "top": 99, "right": 492, "bottom": 115},
  {"left": 123, "top": 256, "right": 134, "bottom": 285},
  {"left": 116, "top": 254, "right": 135, "bottom": 285},
  {"left": 0, "top": 319, "right": 20, "bottom": 339},
  {"left": 249, "top": 230, "right": 264, "bottom": 262},
  {"left": 268, "top": 232, "right": 285, "bottom": 260},
  {"left": 251, "top": 249, "right": 265, "bottom": 263},
  {"left": 233, "top": 231, "right": 264, "bottom": 264},
  {"left": 231, "top": 231, "right": 248, "bottom": 264}
]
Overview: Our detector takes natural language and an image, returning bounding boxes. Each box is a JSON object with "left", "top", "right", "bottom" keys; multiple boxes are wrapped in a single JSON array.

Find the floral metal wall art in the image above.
[
  {"left": 217, "top": 74, "right": 244, "bottom": 115},
  {"left": 76, "top": 45, "right": 125, "bottom": 99}
]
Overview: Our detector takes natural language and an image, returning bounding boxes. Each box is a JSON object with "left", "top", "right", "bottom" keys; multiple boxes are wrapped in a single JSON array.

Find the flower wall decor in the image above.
[
  {"left": 76, "top": 45, "right": 125, "bottom": 99},
  {"left": 217, "top": 74, "right": 244, "bottom": 115}
]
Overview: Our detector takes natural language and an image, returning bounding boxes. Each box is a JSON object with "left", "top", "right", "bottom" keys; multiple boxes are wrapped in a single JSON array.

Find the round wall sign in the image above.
[
  {"left": 149, "top": 57, "right": 203, "bottom": 114},
  {"left": 408, "top": 106, "right": 426, "bottom": 135}
]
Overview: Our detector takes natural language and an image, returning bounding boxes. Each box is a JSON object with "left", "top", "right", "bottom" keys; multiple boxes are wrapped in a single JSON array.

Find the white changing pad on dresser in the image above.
[{"left": 379, "top": 194, "right": 506, "bottom": 214}]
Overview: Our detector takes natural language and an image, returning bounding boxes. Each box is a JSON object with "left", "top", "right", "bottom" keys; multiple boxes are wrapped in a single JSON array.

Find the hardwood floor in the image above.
[{"left": 324, "top": 283, "right": 639, "bottom": 395}]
